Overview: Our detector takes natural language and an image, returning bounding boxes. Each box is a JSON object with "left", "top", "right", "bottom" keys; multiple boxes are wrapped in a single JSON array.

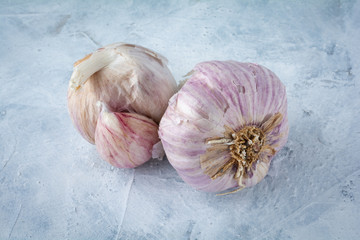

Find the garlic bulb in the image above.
[
  {"left": 68, "top": 43, "right": 177, "bottom": 168},
  {"left": 159, "top": 61, "right": 289, "bottom": 193}
]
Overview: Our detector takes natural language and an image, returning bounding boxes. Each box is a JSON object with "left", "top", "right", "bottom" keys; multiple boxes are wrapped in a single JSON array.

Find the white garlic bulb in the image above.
[{"left": 68, "top": 43, "right": 177, "bottom": 168}]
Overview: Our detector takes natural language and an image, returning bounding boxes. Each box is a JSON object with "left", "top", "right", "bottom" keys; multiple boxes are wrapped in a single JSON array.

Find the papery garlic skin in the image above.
[
  {"left": 67, "top": 43, "right": 177, "bottom": 168},
  {"left": 159, "top": 61, "right": 289, "bottom": 193},
  {"left": 95, "top": 102, "right": 159, "bottom": 168},
  {"left": 68, "top": 43, "right": 177, "bottom": 144}
]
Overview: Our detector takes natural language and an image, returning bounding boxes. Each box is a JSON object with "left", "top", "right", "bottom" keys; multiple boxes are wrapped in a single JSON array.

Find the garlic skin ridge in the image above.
[
  {"left": 159, "top": 61, "right": 289, "bottom": 193},
  {"left": 67, "top": 43, "right": 177, "bottom": 168}
]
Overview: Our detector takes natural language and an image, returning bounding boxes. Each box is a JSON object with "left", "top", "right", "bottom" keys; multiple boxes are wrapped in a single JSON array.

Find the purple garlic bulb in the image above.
[{"left": 159, "top": 61, "right": 289, "bottom": 193}]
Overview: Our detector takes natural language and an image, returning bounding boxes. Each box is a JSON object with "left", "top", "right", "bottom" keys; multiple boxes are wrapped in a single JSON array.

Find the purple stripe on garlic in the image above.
[
  {"left": 67, "top": 43, "right": 177, "bottom": 168},
  {"left": 159, "top": 61, "right": 289, "bottom": 193}
]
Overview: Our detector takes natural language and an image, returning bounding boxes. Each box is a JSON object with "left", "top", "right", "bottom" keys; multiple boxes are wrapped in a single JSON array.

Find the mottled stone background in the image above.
[{"left": 0, "top": 0, "right": 359, "bottom": 239}]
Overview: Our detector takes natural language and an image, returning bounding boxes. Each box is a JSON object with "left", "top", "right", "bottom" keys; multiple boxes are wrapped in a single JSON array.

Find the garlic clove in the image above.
[{"left": 94, "top": 102, "right": 159, "bottom": 168}]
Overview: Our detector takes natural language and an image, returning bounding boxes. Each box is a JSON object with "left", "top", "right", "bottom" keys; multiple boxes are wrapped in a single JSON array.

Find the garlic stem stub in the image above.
[
  {"left": 159, "top": 61, "right": 289, "bottom": 193},
  {"left": 68, "top": 43, "right": 177, "bottom": 168}
]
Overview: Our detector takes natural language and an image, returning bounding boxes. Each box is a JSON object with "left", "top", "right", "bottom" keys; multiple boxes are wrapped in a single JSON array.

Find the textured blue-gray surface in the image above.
[{"left": 1, "top": 0, "right": 360, "bottom": 239}]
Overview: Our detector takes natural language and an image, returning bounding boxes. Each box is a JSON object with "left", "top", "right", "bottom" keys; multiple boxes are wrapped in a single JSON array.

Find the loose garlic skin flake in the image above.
[
  {"left": 68, "top": 43, "right": 177, "bottom": 168},
  {"left": 159, "top": 61, "right": 289, "bottom": 193}
]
